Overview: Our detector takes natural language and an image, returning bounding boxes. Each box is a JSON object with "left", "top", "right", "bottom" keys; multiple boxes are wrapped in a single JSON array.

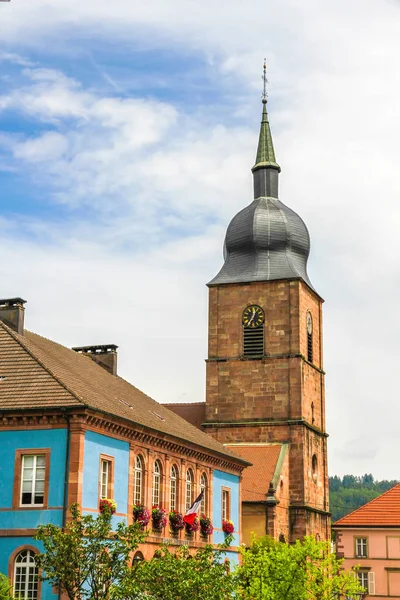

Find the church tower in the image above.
[{"left": 204, "top": 64, "right": 330, "bottom": 542}]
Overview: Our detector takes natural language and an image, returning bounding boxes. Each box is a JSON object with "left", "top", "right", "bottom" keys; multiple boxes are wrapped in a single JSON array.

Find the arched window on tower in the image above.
[
  {"left": 185, "top": 469, "right": 194, "bottom": 512},
  {"left": 13, "top": 549, "right": 39, "bottom": 599},
  {"left": 312, "top": 454, "right": 318, "bottom": 483},
  {"left": 307, "top": 312, "right": 313, "bottom": 363},
  {"left": 133, "top": 455, "right": 144, "bottom": 506},
  {"left": 242, "top": 305, "right": 265, "bottom": 357},
  {"left": 200, "top": 473, "right": 207, "bottom": 514},
  {"left": 152, "top": 460, "right": 162, "bottom": 506},
  {"left": 170, "top": 465, "right": 178, "bottom": 511}
]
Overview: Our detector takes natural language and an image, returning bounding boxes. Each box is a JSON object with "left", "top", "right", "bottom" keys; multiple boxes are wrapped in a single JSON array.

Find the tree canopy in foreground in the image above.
[
  {"left": 238, "top": 536, "right": 364, "bottom": 600},
  {"left": 17, "top": 504, "right": 365, "bottom": 600}
]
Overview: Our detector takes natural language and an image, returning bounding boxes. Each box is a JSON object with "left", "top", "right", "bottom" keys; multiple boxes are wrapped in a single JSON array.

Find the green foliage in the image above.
[
  {"left": 329, "top": 474, "right": 398, "bottom": 522},
  {"left": 0, "top": 573, "right": 13, "bottom": 600},
  {"left": 238, "top": 536, "right": 364, "bottom": 600},
  {"left": 34, "top": 503, "right": 145, "bottom": 600},
  {"left": 112, "top": 536, "right": 235, "bottom": 600}
]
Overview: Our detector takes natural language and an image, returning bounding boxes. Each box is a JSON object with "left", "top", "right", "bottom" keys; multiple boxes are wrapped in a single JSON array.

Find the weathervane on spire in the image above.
[{"left": 262, "top": 58, "right": 268, "bottom": 104}]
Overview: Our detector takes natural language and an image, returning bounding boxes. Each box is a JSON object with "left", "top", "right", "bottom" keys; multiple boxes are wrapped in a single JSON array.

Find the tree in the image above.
[
  {"left": 112, "top": 536, "right": 236, "bottom": 600},
  {"left": 0, "top": 574, "right": 13, "bottom": 600},
  {"left": 35, "top": 503, "right": 145, "bottom": 600},
  {"left": 238, "top": 535, "right": 364, "bottom": 600}
]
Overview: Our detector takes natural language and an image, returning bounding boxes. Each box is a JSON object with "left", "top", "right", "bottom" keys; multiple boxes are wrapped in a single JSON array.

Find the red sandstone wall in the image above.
[{"left": 205, "top": 279, "right": 330, "bottom": 541}]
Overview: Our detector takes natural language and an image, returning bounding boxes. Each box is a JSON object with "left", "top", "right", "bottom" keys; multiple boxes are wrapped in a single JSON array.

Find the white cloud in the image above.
[
  {"left": 13, "top": 131, "right": 68, "bottom": 162},
  {"left": 1, "top": 0, "right": 400, "bottom": 479}
]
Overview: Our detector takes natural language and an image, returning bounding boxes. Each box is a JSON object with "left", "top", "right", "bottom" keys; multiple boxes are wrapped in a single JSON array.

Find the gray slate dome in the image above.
[
  {"left": 208, "top": 96, "right": 316, "bottom": 294},
  {"left": 208, "top": 196, "right": 314, "bottom": 290}
]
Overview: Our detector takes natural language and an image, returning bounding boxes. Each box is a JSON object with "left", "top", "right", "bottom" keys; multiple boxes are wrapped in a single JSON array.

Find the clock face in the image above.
[
  {"left": 243, "top": 305, "right": 264, "bottom": 328},
  {"left": 307, "top": 312, "right": 313, "bottom": 335}
]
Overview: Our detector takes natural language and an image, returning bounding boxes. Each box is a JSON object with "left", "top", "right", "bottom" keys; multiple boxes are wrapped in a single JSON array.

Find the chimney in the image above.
[
  {"left": 0, "top": 298, "right": 26, "bottom": 335},
  {"left": 72, "top": 344, "right": 118, "bottom": 375}
]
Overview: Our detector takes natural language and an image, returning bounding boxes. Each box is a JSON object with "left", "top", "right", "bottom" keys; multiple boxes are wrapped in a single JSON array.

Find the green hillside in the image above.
[{"left": 329, "top": 474, "right": 398, "bottom": 523}]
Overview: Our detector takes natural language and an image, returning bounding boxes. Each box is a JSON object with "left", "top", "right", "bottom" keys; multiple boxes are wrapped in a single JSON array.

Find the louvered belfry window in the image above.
[
  {"left": 242, "top": 305, "right": 265, "bottom": 357},
  {"left": 307, "top": 312, "right": 313, "bottom": 363}
]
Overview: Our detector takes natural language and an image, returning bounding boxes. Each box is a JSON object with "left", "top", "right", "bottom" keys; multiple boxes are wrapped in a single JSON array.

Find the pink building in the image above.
[{"left": 333, "top": 484, "right": 400, "bottom": 598}]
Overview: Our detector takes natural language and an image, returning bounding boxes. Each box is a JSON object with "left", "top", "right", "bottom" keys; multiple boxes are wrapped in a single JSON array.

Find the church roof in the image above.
[
  {"left": 225, "top": 443, "right": 287, "bottom": 502},
  {"left": 0, "top": 321, "right": 248, "bottom": 466},
  {"left": 209, "top": 75, "right": 317, "bottom": 294},
  {"left": 208, "top": 196, "right": 315, "bottom": 289},
  {"left": 252, "top": 101, "right": 280, "bottom": 172},
  {"left": 333, "top": 483, "right": 400, "bottom": 527}
]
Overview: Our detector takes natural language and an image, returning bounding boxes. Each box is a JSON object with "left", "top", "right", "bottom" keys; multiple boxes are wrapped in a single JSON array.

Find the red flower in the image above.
[
  {"left": 222, "top": 519, "right": 235, "bottom": 534},
  {"left": 133, "top": 504, "right": 151, "bottom": 526}
]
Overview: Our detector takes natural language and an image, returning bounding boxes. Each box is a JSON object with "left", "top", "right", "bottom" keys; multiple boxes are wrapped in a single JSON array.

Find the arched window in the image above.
[
  {"left": 312, "top": 454, "right": 318, "bottom": 483},
  {"left": 200, "top": 473, "right": 207, "bottom": 514},
  {"left": 152, "top": 460, "right": 162, "bottom": 506},
  {"left": 307, "top": 312, "right": 313, "bottom": 363},
  {"left": 132, "top": 551, "right": 144, "bottom": 566},
  {"left": 242, "top": 305, "right": 264, "bottom": 357},
  {"left": 185, "top": 469, "right": 194, "bottom": 512},
  {"left": 170, "top": 465, "right": 178, "bottom": 511},
  {"left": 134, "top": 455, "right": 144, "bottom": 506},
  {"left": 14, "top": 549, "right": 39, "bottom": 599}
]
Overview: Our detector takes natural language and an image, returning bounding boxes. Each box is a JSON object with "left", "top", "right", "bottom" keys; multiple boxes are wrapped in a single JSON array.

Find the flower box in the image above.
[
  {"left": 169, "top": 510, "right": 185, "bottom": 532},
  {"left": 133, "top": 504, "right": 151, "bottom": 527},
  {"left": 185, "top": 516, "right": 200, "bottom": 535},
  {"left": 152, "top": 506, "right": 167, "bottom": 531},
  {"left": 99, "top": 498, "right": 117, "bottom": 515},
  {"left": 222, "top": 519, "right": 234, "bottom": 534},
  {"left": 200, "top": 514, "right": 213, "bottom": 536}
]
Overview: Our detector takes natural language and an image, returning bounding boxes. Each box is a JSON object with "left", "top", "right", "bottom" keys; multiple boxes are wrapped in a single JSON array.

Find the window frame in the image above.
[
  {"left": 200, "top": 473, "right": 207, "bottom": 514},
  {"left": 242, "top": 305, "right": 265, "bottom": 358},
  {"left": 13, "top": 449, "right": 50, "bottom": 510},
  {"left": 10, "top": 547, "right": 41, "bottom": 600},
  {"left": 185, "top": 469, "right": 194, "bottom": 512},
  {"left": 354, "top": 536, "right": 368, "bottom": 558},
  {"left": 307, "top": 311, "right": 313, "bottom": 363},
  {"left": 356, "top": 570, "right": 373, "bottom": 594},
  {"left": 98, "top": 454, "right": 114, "bottom": 502},
  {"left": 222, "top": 487, "right": 231, "bottom": 522},
  {"left": 170, "top": 465, "right": 179, "bottom": 512},
  {"left": 133, "top": 455, "right": 144, "bottom": 506},
  {"left": 152, "top": 459, "right": 162, "bottom": 507}
]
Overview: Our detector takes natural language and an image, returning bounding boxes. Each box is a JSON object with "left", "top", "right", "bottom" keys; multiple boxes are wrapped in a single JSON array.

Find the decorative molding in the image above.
[
  {"left": 0, "top": 407, "right": 246, "bottom": 474},
  {"left": 0, "top": 413, "right": 67, "bottom": 429},
  {"left": 289, "top": 504, "right": 331, "bottom": 517},
  {"left": 84, "top": 412, "right": 245, "bottom": 474},
  {"left": 203, "top": 418, "right": 329, "bottom": 438},
  {"left": 206, "top": 353, "right": 326, "bottom": 375}
]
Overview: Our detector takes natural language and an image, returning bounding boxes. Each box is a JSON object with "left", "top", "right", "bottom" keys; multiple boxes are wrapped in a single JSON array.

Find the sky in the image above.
[{"left": 1, "top": 0, "right": 400, "bottom": 480}]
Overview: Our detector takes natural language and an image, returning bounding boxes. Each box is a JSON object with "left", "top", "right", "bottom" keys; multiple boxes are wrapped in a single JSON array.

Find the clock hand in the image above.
[{"left": 248, "top": 309, "right": 256, "bottom": 324}]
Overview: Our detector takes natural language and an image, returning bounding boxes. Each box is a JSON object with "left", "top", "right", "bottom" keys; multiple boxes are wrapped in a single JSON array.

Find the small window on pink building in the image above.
[
  {"left": 357, "top": 571, "right": 375, "bottom": 595},
  {"left": 355, "top": 537, "right": 368, "bottom": 557}
]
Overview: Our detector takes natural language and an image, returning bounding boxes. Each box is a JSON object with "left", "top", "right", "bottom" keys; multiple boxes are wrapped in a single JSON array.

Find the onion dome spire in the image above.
[
  {"left": 208, "top": 60, "right": 316, "bottom": 293},
  {"left": 252, "top": 60, "right": 281, "bottom": 199}
]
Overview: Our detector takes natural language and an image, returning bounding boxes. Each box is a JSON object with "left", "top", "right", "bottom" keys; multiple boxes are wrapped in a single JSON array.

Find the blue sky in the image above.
[{"left": 1, "top": 0, "right": 400, "bottom": 479}]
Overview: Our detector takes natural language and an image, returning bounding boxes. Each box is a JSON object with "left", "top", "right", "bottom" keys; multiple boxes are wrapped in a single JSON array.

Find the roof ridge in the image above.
[
  {"left": 165, "top": 402, "right": 206, "bottom": 406},
  {"left": 0, "top": 321, "right": 85, "bottom": 408},
  {"left": 334, "top": 482, "right": 400, "bottom": 525}
]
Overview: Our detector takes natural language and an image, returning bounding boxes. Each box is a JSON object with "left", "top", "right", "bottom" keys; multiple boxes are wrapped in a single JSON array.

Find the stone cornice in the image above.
[
  {"left": 0, "top": 408, "right": 246, "bottom": 475},
  {"left": 203, "top": 418, "right": 328, "bottom": 438},
  {"left": 84, "top": 411, "right": 246, "bottom": 474},
  {"left": 206, "top": 353, "right": 325, "bottom": 375},
  {"left": 289, "top": 504, "right": 331, "bottom": 517}
]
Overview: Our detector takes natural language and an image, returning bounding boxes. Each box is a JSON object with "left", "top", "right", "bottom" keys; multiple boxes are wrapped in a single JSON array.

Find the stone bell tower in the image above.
[{"left": 204, "top": 63, "right": 330, "bottom": 541}]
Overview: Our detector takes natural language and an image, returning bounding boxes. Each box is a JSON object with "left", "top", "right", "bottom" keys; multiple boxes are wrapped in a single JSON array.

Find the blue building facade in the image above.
[{"left": 0, "top": 305, "right": 248, "bottom": 599}]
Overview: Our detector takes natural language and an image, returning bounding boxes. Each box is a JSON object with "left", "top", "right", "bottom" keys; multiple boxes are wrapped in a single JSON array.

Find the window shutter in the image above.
[{"left": 368, "top": 572, "right": 375, "bottom": 595}]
